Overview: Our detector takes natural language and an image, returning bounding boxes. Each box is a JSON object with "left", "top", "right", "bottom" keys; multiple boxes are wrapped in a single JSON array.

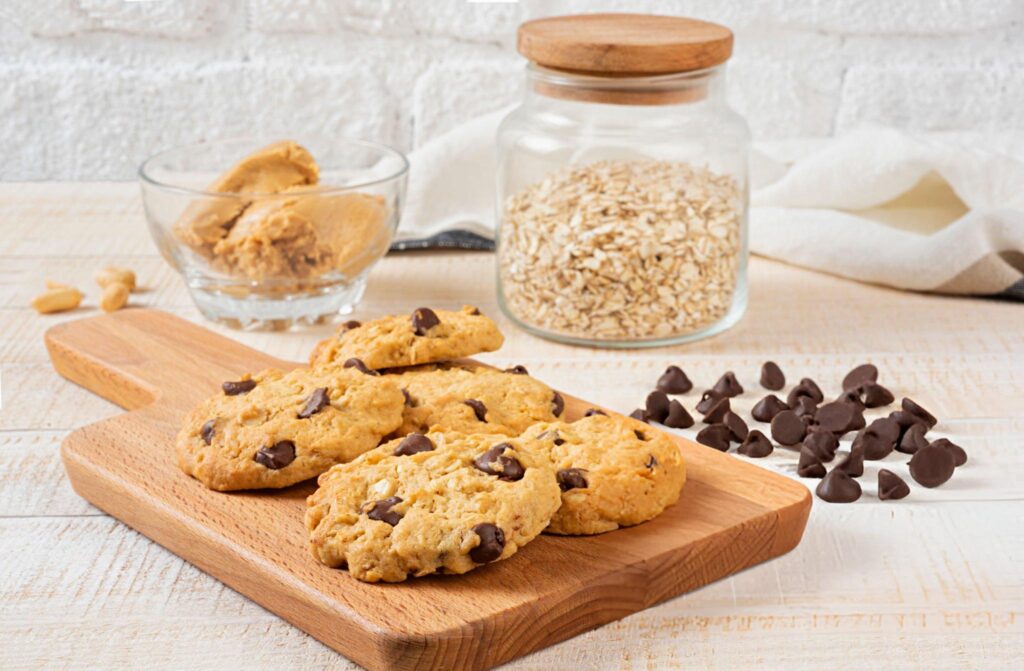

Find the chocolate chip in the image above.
[
  {"left": 770, "top": 410, "right": 806, "bottom": 446},
  {"left": 896, "top": 423, "right": 929, "bottom": 454},
  {"left": 470, "top": 523, "right": 505, "bottom": 563},
  {"left": 629, "top": 409, "right": 650, "bottom": 423},
  {"left": 394, "top": 433, "right": 434, "bottom": 456},
  {"left": 701, "top": 397, "right": 731, "bottom": 424},
  {"left": 902, "top": 397, "right": 937, "bottom": 428},
  {"left": 816, "top": 468, "right": 862, "bottom": 503},
  {"left": 340, "top": 320, "right": 361, "bottom": 331},
  {"left": 724, "top": 411, "right": 749, "bottom": 441},
  {"left": 696, "top": 424, "right": 731, "bottom": 451},
  {"left": 836, "top": 388, "right": 866, "bottom": 411},
  {"left": 656, "top": 365, "right": 692, "bottom": 394},
  {"left": 868, "top": 416, "right": 901, "bottom": 445},
  {"left": 200, "top": 419, "right": 215, "bottom": 445},
  {"left": 583, "top": 407, "right": 607, "bottom": 417},
  {"left": 645, "top": 390, "right": 671, "bottom": 423},
  {"left": 644, "top": 455, "right": 658, "bottom": 469},
  {"left": 760, "top": 361, "right": 785, "bottom": 391},
  {"left": 751, "top": 394, "right": 789, "bottom": 422},
  {"left": 878, "top": 469, "right": 910, "bottom": 500},
  {"left": 401, "top": 389, "right": 414, "bottom": 407},
  {"left": 860, "top": 383, "right": 895, "bottom": 408},
  {"left": 844, "top": 407, "right": 866, "bottom": 434},
  {"left": 852, "top": 426, "right": 893, "bottom": 461},
  {"left": 343, "top": 358, "right": 378, "bottom": 376},
  {"left": 803, "top": 428, "right": 838, "bottom": 462},
  {"left": 814, "top": 401, "right": 854, "bottom": 434},
  {"left": 930, "top": 438, "right": 967, "bottom": 467},
  {"left": 842, "top": 363, "right": 878, "bottom": 391},
  {"left": 797, "top": 445, "right": 827, "bottom": 478},
  {"left": 793, "top": 396, "right": 818, "bottom": 419},
  {"left": 712, "top": 371, "right": 744, "bottom": 398},
  {"left": 222, "top": 378, "right": 256, "bottom": 396},
  {"left": 838, "top": 444, "right": 865, "bottom": 478},
  {"left": 557, "top": 468, "right": 588, "bottom": 491},
  {"left": 298, "top": 387, "right": 330, "bottom": 419},
  {"left": 411, "top": 307, "right": 441, "bottom": 335},
  {"left": 464, "top": 399, "right": 487, "bottom": 422},
  {"left": 504, "top": 365, "right": 529, "bottom": 375},
  {"left": 663, "top": 400, "right": 694, "bottom": 429},
  {"left": 366, "top": 496, "right": 403, "bottom": 526},
  {"left": 908, "top": 444, "right": 955, "bottom": 487},
  {"left": 473, "top": 443, "right": 524, "bottom": 481},
  {"left": 254, "top": 440, "right": 296, "bottom": 469},
  {"left": 695, "top": 390, "right": 724, "bottom": 415},
  {"left": 552, "top": 392, "right": 565, "bottom": 417},
  {"left": 889, "top": 410, "right": 927, "bottom": 433},
  {"left": 787, "top": 377, "right": 824, "bottom": 405},
  {"left": 738, "top": 430, "right": 773, "bottom": 458}
]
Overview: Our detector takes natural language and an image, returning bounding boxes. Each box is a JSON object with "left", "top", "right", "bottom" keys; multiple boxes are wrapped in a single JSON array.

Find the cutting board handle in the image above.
[{"left": 45, "top": 309, "right": 289, "bottom": 410}]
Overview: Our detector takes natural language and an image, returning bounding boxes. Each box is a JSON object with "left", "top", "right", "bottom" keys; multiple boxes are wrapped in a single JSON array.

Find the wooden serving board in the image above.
[{"left": 48, "top": 309, "right": 812, "bottom": 671}]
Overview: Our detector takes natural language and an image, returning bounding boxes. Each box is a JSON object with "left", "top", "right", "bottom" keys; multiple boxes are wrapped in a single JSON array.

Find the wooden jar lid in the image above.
[{"left": 517, "top": 13, "right": 733, "bottom": 76}]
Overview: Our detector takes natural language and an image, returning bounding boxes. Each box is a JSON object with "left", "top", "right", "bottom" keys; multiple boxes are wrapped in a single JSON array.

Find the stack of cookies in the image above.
[{"left": 176, "top": 306, "right": 686, "bottom": 582}]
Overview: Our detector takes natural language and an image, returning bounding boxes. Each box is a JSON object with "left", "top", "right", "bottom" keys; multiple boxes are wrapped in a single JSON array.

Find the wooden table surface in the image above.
[{"left": 1, "top": 183, "right": 1022, "bottom": 670}]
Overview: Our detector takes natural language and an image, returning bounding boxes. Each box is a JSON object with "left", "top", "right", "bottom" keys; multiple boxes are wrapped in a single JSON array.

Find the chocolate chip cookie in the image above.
[
  {"left": 305, "top": 431, "right": 561, "bottom": 582},
  {"left": 522, "top": 414, "right": 687, "bottom": 535},
  {"left": 392, "top": 362, "right": 563, "bottom": 436},
  {"left": 308, "top": 306, "right": 503, "bottom": 370},
  {"left": 176, "top": 366, "right": 405, "bottom": 491}
]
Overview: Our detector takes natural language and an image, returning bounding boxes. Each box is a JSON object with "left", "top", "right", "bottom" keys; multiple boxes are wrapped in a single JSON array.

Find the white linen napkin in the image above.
[{"left": 399, "top": 110, "right": 1024, "bottom": 299}]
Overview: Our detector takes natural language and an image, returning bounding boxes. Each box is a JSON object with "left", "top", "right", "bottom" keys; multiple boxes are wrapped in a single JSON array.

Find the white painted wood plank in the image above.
[{"left": 0, "top": 431, "right": 96, "bottom": 517}]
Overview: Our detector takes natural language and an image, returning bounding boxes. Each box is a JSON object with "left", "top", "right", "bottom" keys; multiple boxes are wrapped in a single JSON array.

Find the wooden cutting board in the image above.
[{"left": 47, "top": 309, "right": 811, "bottom": 671}]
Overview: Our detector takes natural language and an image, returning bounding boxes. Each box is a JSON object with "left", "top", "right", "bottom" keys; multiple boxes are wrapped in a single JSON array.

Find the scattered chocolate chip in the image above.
[
  {"left": 852, "top": 426, "right": 894, "bottom": 461},
  {"left": 402, "top": 389, "right": 414, "bottom": 407},
  {"left": 836, "top": 387, "right": 866, "bottom": 411},
  {"left": 842, "top": 363, "right": 878, "bottom": 391},
  {"left": 787, "top": 377, "right": 824, "bottom": 405},
  {"left": 200, "top": 419, "right": 215, "bottom": 445},
  {"left": 411, "top": 307, "right": 441, "bottom": 335},
  {"left": 663, "top": 400, "right": 694, "bottom": 429},
  {"left": 695, "top": 390, "right": 724, "bottom": 415},
  {"left": 751, "top": 394, "right": 789, "bottom": 422},
  {"left": 896, "top": 423, "right": 929, "bottom": 454},
  {"left": 366, "top": 496, "right": 403, "bottom": 526},
  {"left": 645, "top": 454, "right": 658, "bottom": 469},
  {"left": 797, "top": 445, "right": 827, "bottom": 478},
  {"left": 838, "top": 444, "right": 865, "bottom": 477},
  {"left": 254, "top": 440, "right": 296, "bottom": 469},
  {"left": 394, "top": 433, "right": 434, "bottom": 456},
  {"left": 557, "top": 468, "right": 588, "bottom": 491},
  {"left": 793, "top": 396, "right": 818, "bottom": 419},
  {"left": 868, "top": 416, "right": 901, "bottom": 445},
  {"left": 724, "top": 411, "right": 749, "bottom": 441},
  {"left": 814, "top": 401, "right": 855, "bottom": 434},
  {"left": 340, "top": 320, "right": 362, "bottom": 331},
  {"left": 760, "top": 361, "right": 785, "bottom": 391},
  {"left": 930, "top": 438, "right": 968, "bottom": 467},
  {"left": 645, "top": 390, "right": 671, "bottom": 423},
  {"left": 473, "top": 443, "right": 524, "bottom": 481},
  {"left": 878, "top": 469, "right": 910, "bottom": 500},
  {"left": 803, "top": 428, "right": 839, "bottom": 462},
  {"left": 583, "top": 407, "right": 607, "bottom": 417},
  {"left": 298, "top": 387, "right": 330, "bottom": 418},
  {"left": 552, "top": 392, "right": 565, "bottom": 417},
  {"left": 702, "top": 397, "right": 731, "bottom": 424},
  {"left": 889, "top": 410, "right": 927, "bottom": 433},
  {"left": 504, "top": 365, "right": 529, "bottom": 375},
  {"left": 343, "top": 358, "right": 379, "bottom": 376},
  {"left": 656, "top": 365, "right": 692, "bottom": 394},
  {"left": 770, "top": 410, "right": 806, "bottom": 446},
  {"left": 464, "top": 399, "right": 487, "bottom": 422},
  {"left": 696, "top": 424, "right": 731, "bottom": 451},
  {"left": 629, "top": 409, "right": 650, "bottom": 423},
  {"left": 816, "top": 468, "right": 862, "bottom": 503},
  {"left": 844, "top": 407, "right": 866, "bottom": 434},
  {"left": 902, "top": 397, "right": 937, "bottom": 428},
  {"left": 908, "top": 444, "right": 955, "bottom": 487},
  {"left": 222, "top": 378, "right": 256, "bottom": 396},
  {"left": 470, "top": 523, "right": 505, "bottom": 563},
  {"left": 860, "top": 382, "right": 895, "bottom": 408},
  {"left": 738, "top": 430, "right": 773, "bottom": 458},
  {"left": 712, "top": 371, "right": 744, "bottom": 398}
]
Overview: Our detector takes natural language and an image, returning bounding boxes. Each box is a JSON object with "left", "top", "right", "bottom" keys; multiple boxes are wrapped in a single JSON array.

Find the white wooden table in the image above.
[{"left": 1, "top": 183, "right": 1022, "bottom": 669}]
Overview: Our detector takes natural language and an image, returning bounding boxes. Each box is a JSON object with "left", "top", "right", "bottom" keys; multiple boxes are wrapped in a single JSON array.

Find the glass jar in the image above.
[{"left": 496, "top": 14, "right": 750, "bottom": 347}]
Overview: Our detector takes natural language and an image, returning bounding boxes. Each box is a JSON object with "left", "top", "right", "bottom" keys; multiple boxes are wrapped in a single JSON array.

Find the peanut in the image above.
[
  {"left": 31, "top": 287, "right": 83, "bottom": 314},
  {"left": 96, "top": 266, "right": 137, "bottom": 292},
  {"left": 100, "top": 281, "right": 130, "bottom": 313}
]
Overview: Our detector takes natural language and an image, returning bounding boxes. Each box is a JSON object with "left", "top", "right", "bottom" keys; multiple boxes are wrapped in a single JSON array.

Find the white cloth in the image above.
[{"left": 401, "top": 111, "right": 1024, "bottom": 298}]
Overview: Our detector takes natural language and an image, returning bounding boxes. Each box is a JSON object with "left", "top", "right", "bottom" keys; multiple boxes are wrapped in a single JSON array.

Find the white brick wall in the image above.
[{"left": 4, "top": 0, "right": 1023, "bottom": 180}]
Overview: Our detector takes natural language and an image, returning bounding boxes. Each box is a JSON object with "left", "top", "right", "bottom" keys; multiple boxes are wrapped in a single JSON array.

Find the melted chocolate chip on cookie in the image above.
[
  {"left": 394, "top": 433, "right": 434, "bottom": 456},
  {"left": 200, "top": 419, "right": 216, "bottom": 445},
  {"left": 343, "top": 358, "right": 379, "bottom": 376},
  {"left": 464, "top": 399, "right": 487, "bottom": 422},
  {"left": 470, "top": 523, "right": 505, "bottom": 563},
  {"left": 254, "top": 440, "right": 296, "bottom": 469},
  {"left": 473, "top": 443, "right": 525, "bottom": 481},
  {"left": 366, "top": 496, "right": 403, "bottom": 526},
  {"left": 411, "top": 307, "right": 441, "bottom": 335},
  {"left": 222, "top": 378, "right": 256, "bottom": 396},
  {"left": 298, "top": 387, "right": 330, "bottom": 418},
  {"left": 557, "top": 468, "right": 588, "bottom": 491}
]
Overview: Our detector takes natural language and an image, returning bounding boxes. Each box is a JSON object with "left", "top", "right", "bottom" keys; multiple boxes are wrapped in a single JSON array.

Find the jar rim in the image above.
[{"left": 526, "top": 63, "right": 722, "bottom": 106}]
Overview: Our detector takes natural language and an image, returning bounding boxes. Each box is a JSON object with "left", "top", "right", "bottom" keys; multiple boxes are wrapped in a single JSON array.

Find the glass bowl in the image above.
[{"left": 139, "top": 136, "right": 408, "bottom": 330}]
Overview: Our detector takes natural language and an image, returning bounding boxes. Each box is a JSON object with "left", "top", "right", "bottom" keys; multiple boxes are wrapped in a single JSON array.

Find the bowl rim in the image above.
[{"left": 137, "top": 136, "right": 410, "bottom": 198}]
